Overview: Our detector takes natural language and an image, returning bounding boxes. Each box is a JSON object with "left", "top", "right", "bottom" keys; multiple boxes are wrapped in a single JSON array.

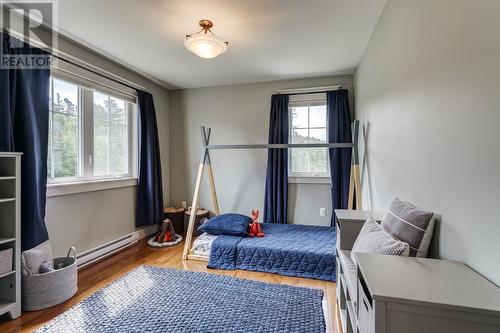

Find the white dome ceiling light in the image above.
[{"left": 184, "top": 19, "right": 229, "bottom": 59}]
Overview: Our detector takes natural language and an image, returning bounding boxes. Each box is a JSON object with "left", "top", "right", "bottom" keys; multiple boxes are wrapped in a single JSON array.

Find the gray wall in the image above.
[
  {"left": 355, "top": 0, "right": 500, "bottom": 285},
  {"left": 45, "top": 35, "right": 170, "bottom": 256},
  {"left": 170, "top": 76, "right": 353, "bottom": 226}
]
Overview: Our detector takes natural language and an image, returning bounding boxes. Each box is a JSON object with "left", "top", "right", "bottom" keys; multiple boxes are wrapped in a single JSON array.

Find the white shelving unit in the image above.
[{"left": 0, "top": 153, "right": 21, "bottom": 319}]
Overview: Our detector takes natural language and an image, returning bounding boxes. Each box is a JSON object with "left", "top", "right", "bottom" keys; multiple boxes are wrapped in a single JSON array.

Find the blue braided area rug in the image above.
[{"left": 35, "top": 265, "right": 326, "bottom": 333}]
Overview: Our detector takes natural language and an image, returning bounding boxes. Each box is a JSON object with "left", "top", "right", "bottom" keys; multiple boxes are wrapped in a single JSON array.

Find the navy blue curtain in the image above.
[
  {"left": 327, "top": 90, "right": 352, "bottom": 226},
  {"left": 136, "top": 90, "right": 164, "bottom": 227},
  {"left": 263, "top": 94, "right": 289, "bottom": 224},
  {"left": 0, "top": 33, "right": 50, "bottom": 250}
]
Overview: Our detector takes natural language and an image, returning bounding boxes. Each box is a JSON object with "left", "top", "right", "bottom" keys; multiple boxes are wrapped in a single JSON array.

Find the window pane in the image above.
[
  {"left": 48, "top": 78, "right": 80, "bottom": 179},
  {"left": 291, "top": 128, "right": 308, "bottom": 144},
  {"left": 310, "top": 105, "right": 326, "bottom": 128},
  {"left": 309, "top": 148, "right": 328, "bottom": 173},
  {"left": 53, "top": 79, "right": 78, "bottom": 115},
  {"left": 290, "top": 106, "right": 308, "bottom": 129},
  {"left": 51, "top": 112, "right": 79, "bottom": 177},
  {"left": 109, "top": 97, "right": 127, "bottom": 176},
  {"left": 309, "top": 128, "right": 327, "bottom": 143},
  {"left": 291, "top": 149, "right": 328, "bottom": 174},
  {"left": 291, "top": 148, "right": 309, "bottom": 173},
  {"left": 93, "top": 91, "right": 128, "bottom": 177},
  {"left": 93, "top": 91, "right": 109, "bottom": 176}
]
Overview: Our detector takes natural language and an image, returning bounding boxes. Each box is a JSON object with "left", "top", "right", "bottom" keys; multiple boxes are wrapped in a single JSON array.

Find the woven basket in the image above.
[{"left": 22, "top": 248, "right": 78, "bottom": 311}]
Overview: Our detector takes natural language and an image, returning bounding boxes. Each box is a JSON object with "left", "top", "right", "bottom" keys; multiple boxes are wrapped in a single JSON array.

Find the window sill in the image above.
[
  {"left": 46, "top": 177, "right": 138, "bottom": 197},
  {"left": 288, "top": 177, "right": 331, "bottom": 184}
]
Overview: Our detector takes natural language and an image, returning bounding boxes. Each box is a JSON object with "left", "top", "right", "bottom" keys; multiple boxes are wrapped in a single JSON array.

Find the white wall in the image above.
[
  {"left": 170, "top": 76, "right": 353, "bottom": 226},
  {"left": 44, "top": 35, "right": 170, "bottom": 256},
  {"left": 355, "top": 0, "right": 500, "bottom": 285}
]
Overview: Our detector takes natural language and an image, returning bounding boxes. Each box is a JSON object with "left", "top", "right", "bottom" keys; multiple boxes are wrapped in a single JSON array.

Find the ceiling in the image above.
[{"left": 54, "top": 0, "right": 387, "bottom": 89}]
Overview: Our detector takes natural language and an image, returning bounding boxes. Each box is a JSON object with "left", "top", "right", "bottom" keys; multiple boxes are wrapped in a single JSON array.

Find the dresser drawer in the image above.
[{"left": 358, "top": 278, "right": 374, "bottom": 333}]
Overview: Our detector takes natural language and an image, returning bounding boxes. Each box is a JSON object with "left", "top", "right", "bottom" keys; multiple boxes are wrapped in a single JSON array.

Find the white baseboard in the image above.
[{"left": 76, "top": 231, "right": 141, "bottom": 269}]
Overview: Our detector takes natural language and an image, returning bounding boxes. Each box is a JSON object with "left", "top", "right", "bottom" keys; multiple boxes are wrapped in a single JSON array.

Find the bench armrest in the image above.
[{"left": 336, "top": 219, "right": 365, "bottom": 250}]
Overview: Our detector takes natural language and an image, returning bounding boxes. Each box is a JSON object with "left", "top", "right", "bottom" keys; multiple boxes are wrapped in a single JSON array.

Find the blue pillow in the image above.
[{"left": 197, "top": 213, "right": 251, "bottom": 236}]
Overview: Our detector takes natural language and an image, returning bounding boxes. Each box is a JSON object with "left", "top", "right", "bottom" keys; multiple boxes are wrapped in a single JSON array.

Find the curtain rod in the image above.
[
  {"left": 278, "top": 85, "right": 342, "bottom": 94},
  {"left": 1, "top": 28, "right": 147, "bottom": 92}
]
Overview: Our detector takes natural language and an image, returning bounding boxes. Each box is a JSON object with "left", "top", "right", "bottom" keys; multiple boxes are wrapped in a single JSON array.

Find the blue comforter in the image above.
[{"left": 208, "top": 223, "right": 337, "bottom": 282}]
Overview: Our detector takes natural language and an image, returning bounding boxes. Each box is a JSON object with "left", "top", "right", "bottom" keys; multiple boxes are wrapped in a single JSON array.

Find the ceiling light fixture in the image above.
[{"left": 184, "top": 19, "right": 228, "bottom": 59}]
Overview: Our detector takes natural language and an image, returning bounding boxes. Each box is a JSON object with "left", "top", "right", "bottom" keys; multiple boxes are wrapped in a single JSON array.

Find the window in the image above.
[
  {"left": 48, "top": 78, "right": 81, "bottom": 180},
  {"left": 289, "top": 93, "right": 329, "bottom": 180},
  {"left": 47, "top": 74, "right": 136, "bottom": 185}
]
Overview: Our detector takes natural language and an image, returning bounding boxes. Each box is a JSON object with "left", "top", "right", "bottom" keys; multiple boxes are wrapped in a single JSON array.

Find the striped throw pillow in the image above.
[{"left": 381, "top": 198, "right": 435, "bottom": 257}]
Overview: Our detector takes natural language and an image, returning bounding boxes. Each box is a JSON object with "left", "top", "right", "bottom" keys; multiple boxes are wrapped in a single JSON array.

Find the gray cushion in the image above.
[
  {"left": 381, "top": 198, "right": 435, "bottom": 257},
  {"left": 351, "top": 217, "right": 409, "bottom": 264},
  {"left": 338, "top": 250, "right": 358, "bottom": 308},
  {"left": 21, "top": 240, "right": 53, "bottom": 275}
]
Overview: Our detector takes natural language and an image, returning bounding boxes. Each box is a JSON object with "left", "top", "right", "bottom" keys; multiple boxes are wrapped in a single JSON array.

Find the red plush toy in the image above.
[{"left": 248, "top": 209, "right": 265, "bottom": 237}]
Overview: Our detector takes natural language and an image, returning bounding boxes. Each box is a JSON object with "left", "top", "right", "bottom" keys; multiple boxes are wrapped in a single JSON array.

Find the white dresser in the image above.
[
  {"left": 335, "top": 209, "right": 500, "bottom": 333},
  {"left": 355, "top": 253, "right": 500, "bottom": 333}
]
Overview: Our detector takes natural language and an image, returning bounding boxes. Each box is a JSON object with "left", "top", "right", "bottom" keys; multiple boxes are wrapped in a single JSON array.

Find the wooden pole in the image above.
[
  {"left": 207, "top": 165, "right": 220, "bottom": 215},
  {"left": 353, "top": 164, "right": 362, "bottom": 210},
  {"left": 352, "top": 121, "right": 362, "bottom": 210},
  {"left": 201, "top": 127, "right": 221, "bottom": 216},
  {"left": 207, "top": 142, "right": 354, "bottom": 149},
  {"left": 348, "top": 120, "right": 362, "bottom": 210},
  {"left": 348, "top": 167, "right": 355, "bottom": 210},
  {"left": 182, "top": 151, "right": 206, "bottom": 261}
]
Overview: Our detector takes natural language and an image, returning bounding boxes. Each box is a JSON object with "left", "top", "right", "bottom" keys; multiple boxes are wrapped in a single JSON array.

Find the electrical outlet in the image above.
[
  {"left": 181, "top": 201, "right": 187, "bottom": 209},
  {"left": 319, "top": 207, "right": 327, "bottom": 217}
]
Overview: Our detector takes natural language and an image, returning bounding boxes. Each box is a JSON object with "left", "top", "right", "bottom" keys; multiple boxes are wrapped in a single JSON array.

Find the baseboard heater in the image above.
[{"left": 76, "top": 231, "right": 141, "bottom": 269}]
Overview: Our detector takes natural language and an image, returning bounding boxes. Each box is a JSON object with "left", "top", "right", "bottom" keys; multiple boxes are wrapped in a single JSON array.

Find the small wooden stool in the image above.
[
  {"left": 164, "top": 207, "right": 186, "bottom": 234},
  {"left": 184, "top": 208, "right": 209, "bottom": 236}
]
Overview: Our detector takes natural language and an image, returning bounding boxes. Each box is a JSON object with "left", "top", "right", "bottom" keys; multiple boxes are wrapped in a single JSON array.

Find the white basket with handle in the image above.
[{"left": 22, "top": 247, "right": 78, "bottom": 311}]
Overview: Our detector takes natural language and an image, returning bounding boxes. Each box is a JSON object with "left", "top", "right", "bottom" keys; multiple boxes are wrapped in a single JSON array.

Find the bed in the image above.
[{"left": 191, "top": 223, "right": 337, "bottom": 282}]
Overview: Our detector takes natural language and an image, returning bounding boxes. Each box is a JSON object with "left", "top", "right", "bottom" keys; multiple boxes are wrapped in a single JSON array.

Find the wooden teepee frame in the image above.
[{"left": 182, "top": 121, "right": 362, "bottom": 262}]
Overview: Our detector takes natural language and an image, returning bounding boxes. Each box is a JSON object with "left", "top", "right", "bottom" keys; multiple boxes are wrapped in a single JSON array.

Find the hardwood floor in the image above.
[{"left": 0, "top": 238, "right": 338, "bottom": 333}]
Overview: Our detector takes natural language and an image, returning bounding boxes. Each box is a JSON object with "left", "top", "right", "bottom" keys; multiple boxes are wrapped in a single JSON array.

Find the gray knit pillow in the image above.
[
  {"left": 21, "top": 240, "right": 53, "bottom": 275},
  {"left": 351, "top": 217, "right": 409, "bottom": 264},
  {"left": 381, "top": 198, "right": 435, "bottom": 257}
]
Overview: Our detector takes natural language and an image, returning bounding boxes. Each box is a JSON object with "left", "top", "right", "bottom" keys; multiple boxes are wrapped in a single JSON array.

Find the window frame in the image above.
[
  {"left": 47, "top": 68, "right": 138, "bottom": 193},
  {"left": 288, "top": 93, "right": 330, "bottom": 183}
]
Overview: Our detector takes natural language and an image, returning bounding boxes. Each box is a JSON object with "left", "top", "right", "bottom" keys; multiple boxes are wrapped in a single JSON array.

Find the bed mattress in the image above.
[
  {"left": 191, "top": 233, "right": 219, "bottom": 256},
  {"left": 206, "top": 223, "right": 337, "bottom": 282}
]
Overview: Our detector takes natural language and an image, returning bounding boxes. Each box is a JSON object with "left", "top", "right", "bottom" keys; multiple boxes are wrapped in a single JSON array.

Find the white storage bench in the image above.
[{"left": 335, "top": 209, "right": 500, "bottom": 333}]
